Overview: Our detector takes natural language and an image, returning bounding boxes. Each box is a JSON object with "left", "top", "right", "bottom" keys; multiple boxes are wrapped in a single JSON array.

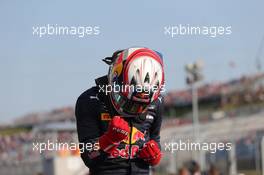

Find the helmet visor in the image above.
[{"left": 111, "top": 92, "right": 148, "bottom": 115}]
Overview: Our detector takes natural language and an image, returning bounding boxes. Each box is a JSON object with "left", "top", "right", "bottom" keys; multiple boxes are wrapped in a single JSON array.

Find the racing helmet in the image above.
[{"left": 105, "top": 47, "right": 165, "bottom": 116}]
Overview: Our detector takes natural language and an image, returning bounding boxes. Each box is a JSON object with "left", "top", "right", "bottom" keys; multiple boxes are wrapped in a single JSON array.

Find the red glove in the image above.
[
  {"left": 138, "top": 140, "right": 162, "bottom": 166},
  {"left": 99, "top": 116, "right": 130, "bottom": 154}
]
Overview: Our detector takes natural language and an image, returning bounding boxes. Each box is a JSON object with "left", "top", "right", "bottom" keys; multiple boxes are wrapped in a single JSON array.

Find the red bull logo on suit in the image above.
[{"left": 123, "top": 127, "right": 145, "bottom": 144}]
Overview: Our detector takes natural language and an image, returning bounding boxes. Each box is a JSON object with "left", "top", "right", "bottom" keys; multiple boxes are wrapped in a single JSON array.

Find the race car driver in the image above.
[{"left": 75, "top": 47, "right": 165, "bottom": 175}]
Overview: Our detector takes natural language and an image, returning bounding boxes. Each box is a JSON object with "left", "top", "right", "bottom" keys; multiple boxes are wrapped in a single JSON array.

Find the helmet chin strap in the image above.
[{"left": 118, "top": 101, "right": 149, "bottom": 118}]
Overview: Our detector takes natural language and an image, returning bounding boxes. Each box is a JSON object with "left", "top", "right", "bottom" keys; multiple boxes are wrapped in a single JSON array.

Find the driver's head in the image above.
[{"left": 106, "top": 47, "right": 165, "bottom": 117}]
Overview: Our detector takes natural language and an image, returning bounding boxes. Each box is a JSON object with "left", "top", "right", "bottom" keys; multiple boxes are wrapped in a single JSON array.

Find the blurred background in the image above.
[{"left": 1, "top": 0, "right": 264, "bottom": 175}]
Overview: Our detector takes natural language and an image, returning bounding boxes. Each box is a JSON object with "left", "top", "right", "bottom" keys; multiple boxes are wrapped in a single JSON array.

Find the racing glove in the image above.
[
  {"left": 99, "top": 116, "right": 130, "bottom": 154},
  {"left": 138, "top": 140, "right": 162, "bottom": 166}
]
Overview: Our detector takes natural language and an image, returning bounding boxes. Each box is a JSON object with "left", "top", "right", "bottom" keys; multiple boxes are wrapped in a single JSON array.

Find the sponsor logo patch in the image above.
[
  {"left": 123, "top": 127, "right": 145, "bottom": 144},
  {"left": 101, "top": 113, "right": 111, "bottom": 121}
]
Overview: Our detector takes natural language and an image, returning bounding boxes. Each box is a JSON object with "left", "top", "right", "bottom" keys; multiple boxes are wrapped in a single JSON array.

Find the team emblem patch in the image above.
[{"left": 101, "top": 113, "right": 111, "bottom": 121}]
